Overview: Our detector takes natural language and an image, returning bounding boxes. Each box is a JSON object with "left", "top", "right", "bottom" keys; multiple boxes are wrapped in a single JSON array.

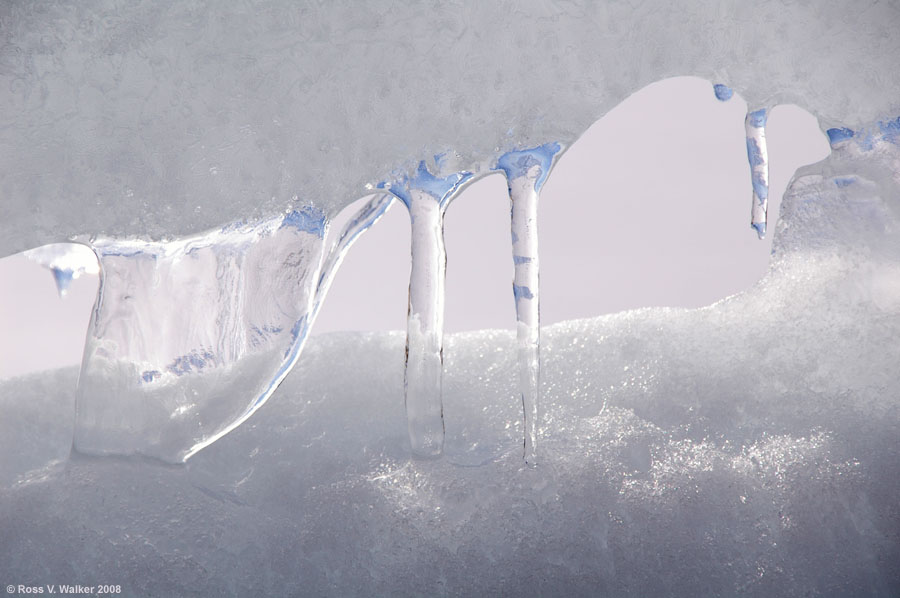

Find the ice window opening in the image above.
[{"left": 316, "top": 77, "right": 832, "bottom": 333}]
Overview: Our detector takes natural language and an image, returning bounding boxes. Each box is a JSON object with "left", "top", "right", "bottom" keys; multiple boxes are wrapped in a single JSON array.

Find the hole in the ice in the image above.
[
  {"left": 540, "top": 76, "right": 830, "bottom": 322},
  {"left": 0, "top": 243, "right": 99, "bottom": 379},
  {"left": 0, "top": 77, "right": 832, "bottom": 367},
  {"left": 313, "top": 194, "right": 411, "bottom": 334},
  {"left": 317, "top": 76, "right": 830, "bottom": 332}
]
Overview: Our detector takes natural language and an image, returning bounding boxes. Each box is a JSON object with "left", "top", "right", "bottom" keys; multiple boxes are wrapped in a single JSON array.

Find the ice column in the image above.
[
  {"left": 497, "top": 143, "right": 562, "bottom": 465},
  {"left": 745, "top": 108, "right": 770, "bottom": 239},
  {"left": 381, "top": 163, "right": 472, "bottom": 457}
]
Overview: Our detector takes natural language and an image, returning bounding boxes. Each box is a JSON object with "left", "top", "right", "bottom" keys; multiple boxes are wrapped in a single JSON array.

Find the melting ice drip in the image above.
[{"left": 23, "top": 243, "right": 99, "bottom": 298}]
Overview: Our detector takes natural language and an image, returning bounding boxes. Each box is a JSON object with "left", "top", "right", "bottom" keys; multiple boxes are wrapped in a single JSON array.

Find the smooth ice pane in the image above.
[{"left": 74, "top": 208, "right": 327, "bottom": 463}]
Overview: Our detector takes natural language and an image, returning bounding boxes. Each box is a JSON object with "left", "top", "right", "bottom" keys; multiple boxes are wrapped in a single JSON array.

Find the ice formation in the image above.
[
  {"left": 73, "top": 207, "right": 328, "bottom": 462},
  {"left": 22, "top": 243, "right": 99, "bottom": 297},
  {"left": 379, "top": 164, "right": 473, "bottom": 457},
  {"left": 2, "top": 0, "right": 900, "bottom": 595},
  {"left": 74, "top": 194, "right": 396, "bottom": 463},
  {"left": 497, "top": 143, "right": 563, "bottom": 464},
  {"left": 745, "top": 108, "right": 770, "bottom": 238}
]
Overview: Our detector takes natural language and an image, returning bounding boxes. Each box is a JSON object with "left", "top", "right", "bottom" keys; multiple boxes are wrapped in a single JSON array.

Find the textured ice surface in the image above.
[
  {"left": 2, "top": 0, "right": 900, "bottom": 255},
  {"left": 74, "top": 208, "right": 327, "bottom": 462}
]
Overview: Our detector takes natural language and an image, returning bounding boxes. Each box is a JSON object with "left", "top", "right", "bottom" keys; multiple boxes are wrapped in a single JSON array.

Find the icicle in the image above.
[
  {"left": 745, "top": 108, "right": 770, "bottom": 239},
  {"left": 50, "top": 267, "right": 75, "bottom": 297},
  {"left": 381, "top": 162, "right": 471, "bottom": 458},
  {"left": 497, "top": 143, "right": 562, "bottom": 465},
  {"left": 23, "top": 243, "right": 99, "bottom": 299}
]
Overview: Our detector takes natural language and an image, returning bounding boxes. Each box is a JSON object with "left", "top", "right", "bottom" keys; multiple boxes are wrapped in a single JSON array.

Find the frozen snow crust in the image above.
[
  {"left": 3, "top": 137, "right": 900, "bottom": 594},
  {"left": 2, "top": 0, "right": 900, "bottom": 255}
]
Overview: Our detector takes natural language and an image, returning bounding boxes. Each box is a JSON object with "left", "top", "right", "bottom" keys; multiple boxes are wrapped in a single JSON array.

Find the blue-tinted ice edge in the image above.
[
  {"left": 496, "top": 142, "right": 563, "bottom": 191},
  {"left": 713, "top": 83, "right": 733, "bottom": 101},
  {"left": 378, "top": 161, "right": 473, "bottom": 208}
]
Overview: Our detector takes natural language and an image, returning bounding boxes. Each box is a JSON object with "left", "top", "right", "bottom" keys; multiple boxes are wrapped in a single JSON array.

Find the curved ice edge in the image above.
[
  {"left": 72, "top": 198, "right": 393, "bottom": 464},
  {"left": 187, "top": 194, "right": 396, "bottom": 461}
]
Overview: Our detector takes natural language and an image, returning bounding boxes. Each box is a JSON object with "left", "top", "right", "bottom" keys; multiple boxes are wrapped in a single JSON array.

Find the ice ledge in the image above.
[{"left": 2, "top": 0, "right": 900, "bottom": 255}]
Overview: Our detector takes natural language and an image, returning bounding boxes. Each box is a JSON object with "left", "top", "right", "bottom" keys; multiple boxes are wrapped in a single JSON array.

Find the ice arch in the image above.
[
  {"left": 316, "top": 77, "right": 833, "bottom": 331},
  {"left": 1, "top": 0, "right": 898, "bottom": 256}
]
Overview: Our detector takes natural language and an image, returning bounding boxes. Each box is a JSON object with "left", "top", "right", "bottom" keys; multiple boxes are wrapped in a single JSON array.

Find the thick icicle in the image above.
[
  {"left": 745, "top": 108, "right": 770, "bottom": 239},
  {"left": 497, "top": 143, "right": 562, "bottom": 465},
  {"left": 381, "top": 162, "right": 471, "bottom": 458}
]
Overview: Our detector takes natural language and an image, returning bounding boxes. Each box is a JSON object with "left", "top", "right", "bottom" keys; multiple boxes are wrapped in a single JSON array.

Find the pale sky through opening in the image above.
[{"left": 0, "top": 77, "right": 830, "bottom": 379}]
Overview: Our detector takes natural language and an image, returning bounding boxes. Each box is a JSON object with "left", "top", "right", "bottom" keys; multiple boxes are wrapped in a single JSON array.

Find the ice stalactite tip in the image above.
[
  {"left": 713, "top": 83, "right": 734, "bottom": 101},
  {"left": 23, "top": 243, "right": 100, "bottom": 298}
]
